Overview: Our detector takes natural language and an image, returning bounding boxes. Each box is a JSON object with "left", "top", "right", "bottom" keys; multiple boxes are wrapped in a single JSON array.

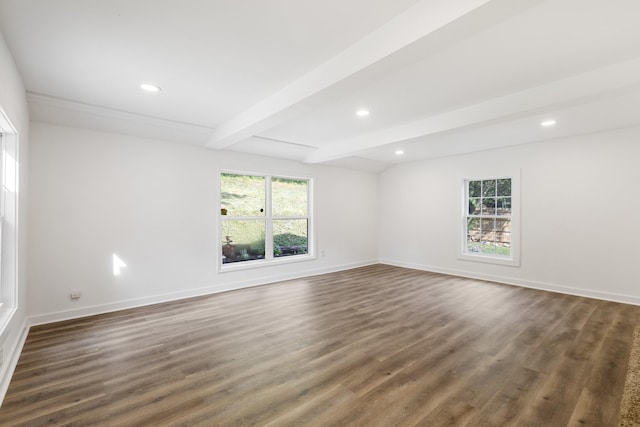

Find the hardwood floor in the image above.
[{"left": 1, "top": 264, "right": 639, "bottom": 426}]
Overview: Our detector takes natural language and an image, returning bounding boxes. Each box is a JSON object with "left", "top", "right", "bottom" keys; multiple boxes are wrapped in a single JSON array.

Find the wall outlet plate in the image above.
[{"left": 70, "top": 291, "right": 81, "bottom": 300}]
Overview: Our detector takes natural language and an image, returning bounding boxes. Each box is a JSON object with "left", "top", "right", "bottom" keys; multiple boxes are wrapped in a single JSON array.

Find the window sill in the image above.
[
  {"left": 219, "top": 254, "right": 316, "bottom": 273},
  {"left": 458, "top": 252, "right": 520, "bottom": 267}
]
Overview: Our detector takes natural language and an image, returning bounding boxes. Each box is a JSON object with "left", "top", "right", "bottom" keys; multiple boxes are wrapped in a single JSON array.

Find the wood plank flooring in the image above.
[{"left": 1, "top": 264, "right": 639, "bottom": 426}]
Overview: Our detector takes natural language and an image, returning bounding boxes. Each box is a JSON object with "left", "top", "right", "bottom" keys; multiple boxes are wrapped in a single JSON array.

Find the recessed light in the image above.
[
  {"left": 356, "top": 109, "right": 370, "bottom": 117},
  {"left": 140, "top": 83, "right": 161, "bottom": 92},
  {"left": 395, "top": 150, "right": 404, "bottom": 155},
  {"left": 541, "top": 119, "right": 556, "bottom": 127}
]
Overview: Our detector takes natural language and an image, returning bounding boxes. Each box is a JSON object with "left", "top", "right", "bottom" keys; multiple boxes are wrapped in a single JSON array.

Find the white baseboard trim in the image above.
[
  {"left": 0, "top": 318, "right": 29, "bottom": 406},
  {"left": 29, "top": 259, "right": 378, "bottom": 326},
  {"left": 29, "top": 257, "right": 640, "bottom": 326},
  {"left": 380, "top": 258, "right": 640, "bottom": 306}
]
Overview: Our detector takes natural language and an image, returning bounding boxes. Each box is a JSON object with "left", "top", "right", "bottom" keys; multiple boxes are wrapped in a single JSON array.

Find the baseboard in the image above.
[
  {"left": 29, "top": 259, "right": 378, "bottom": 326},
  {"left": 26, "top": 256, "right": 640, "bottom": 325},
  {"left": 0, "top": 318, "right": 29, "bottom": 406},
  {"left": 380, "top": 258, "right": 640, "bottom": 306}
]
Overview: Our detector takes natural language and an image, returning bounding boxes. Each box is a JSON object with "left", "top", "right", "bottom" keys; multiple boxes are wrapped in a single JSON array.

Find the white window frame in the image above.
[
  {"left": 459, "top": 172, "right": 520, "bottom": 267},
  {"left": 218, "top": 170, "right": 315, "bottom": 272},
  {"left": 0, "top": 108, "right": 19, "bottom": 336}
]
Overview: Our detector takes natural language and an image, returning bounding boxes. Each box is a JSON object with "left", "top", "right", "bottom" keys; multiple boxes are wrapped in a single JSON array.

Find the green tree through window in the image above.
[
  {"left": 465, "top": 178, "right": 512, "bottom": 257},
  {"left": 220, "top": 173, "right": 311, "bottom": 266}
]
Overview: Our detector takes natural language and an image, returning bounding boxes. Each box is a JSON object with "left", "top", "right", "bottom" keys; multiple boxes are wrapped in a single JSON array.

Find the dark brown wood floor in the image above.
[{"left": 1, "top": 264, "right": 639, "bottom": 426}]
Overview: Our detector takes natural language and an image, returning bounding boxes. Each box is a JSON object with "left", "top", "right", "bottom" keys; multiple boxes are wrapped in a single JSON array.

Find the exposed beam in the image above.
[
  {"left": 303, "top": 57, "right": 640, "bottom": 164},
  {"left": 206, "top": 0, "right": 544, "bottom": 150}
]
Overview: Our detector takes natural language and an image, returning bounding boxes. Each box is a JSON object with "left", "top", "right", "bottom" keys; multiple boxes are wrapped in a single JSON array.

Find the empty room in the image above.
[{"left": 0, "top": 0, "right": 640, "bottom": 425}]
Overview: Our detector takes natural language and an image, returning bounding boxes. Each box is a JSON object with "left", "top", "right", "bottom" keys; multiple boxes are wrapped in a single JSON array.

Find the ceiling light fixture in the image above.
[
  {"left": 356, "top": 109, "right": 370, "bottom": 117},
  {"left": 541, "top": 119, "right": 556, "bottom": 127},
  {"left": 395, "top": 150, "right": 404, "bottom": 155},
  {"left": 140, "top": 83, "right": 161, "bottom": 92}
]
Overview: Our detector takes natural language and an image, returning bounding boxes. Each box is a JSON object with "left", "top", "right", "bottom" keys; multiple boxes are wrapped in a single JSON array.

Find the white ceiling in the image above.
[{"left": 1, "top": 0, "right": 639, "bottom": 172}]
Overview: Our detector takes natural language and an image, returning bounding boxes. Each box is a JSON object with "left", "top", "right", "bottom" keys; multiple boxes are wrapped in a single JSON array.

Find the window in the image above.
[
  {"left": 220, "top": 172, "right": 312, "bottom": 269},
  {"left": 461, "top": 175, "right": 519, "bottom": 266},
  {"left": 0, "top": 132, "right": 3, "bottom": 301},
  {"left": 0, "top": 132, "right": 3, "bottom": 303},
  {"left": 0, "top": 108, "right": 19, "bottom": 335}
]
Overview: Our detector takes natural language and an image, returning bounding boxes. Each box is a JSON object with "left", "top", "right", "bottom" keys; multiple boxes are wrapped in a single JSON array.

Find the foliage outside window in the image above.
[
  {"left": 464, "top": 177, "right": 515, "bottom": 263},
  {"left": 220, "top": 173, "right": 311, "bottom": 267}
]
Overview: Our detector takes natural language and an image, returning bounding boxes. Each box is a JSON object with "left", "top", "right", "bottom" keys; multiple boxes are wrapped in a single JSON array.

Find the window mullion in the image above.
[{"left": 265, "top": 176, "right": 273, "bottom": 260}]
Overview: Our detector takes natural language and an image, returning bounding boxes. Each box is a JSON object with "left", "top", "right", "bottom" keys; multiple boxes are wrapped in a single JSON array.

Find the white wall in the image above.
[
  {"left": 379, "top": 126, "right": 640, "bottom": 304},
  {"left": 0, "top": 31, "right": 29, "bottom": 401},
  {"left": 29, "top": 121, "right": 640, "bottom": 325},
  {"left": 27, "top": 122, "right": 379, "bottom": 323}
]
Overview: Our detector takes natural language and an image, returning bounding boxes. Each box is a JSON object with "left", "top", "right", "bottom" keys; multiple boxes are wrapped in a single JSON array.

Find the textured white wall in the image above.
[
  {"left": 0, "top": 31, "right": 30, "bottom": 402},
  {"left": 27, "top": 122, "right": 379, "bottom": 322},
  {"left": 379, "top": 126, "right": 640, "bottom": 304}
]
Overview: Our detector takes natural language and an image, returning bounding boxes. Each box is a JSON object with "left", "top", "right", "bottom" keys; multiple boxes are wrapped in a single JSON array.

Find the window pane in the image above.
[
  {"left": 483, "top": 180, "right": 497, "bottom": 197},
  {"left": 221, "top": 173, "right": 265, "bottom": 217},
  {"left": 487, "top": 241, "right": 511, "bottom": 256},
  {"left": 496, "top": 197, "right": 512, "bottom": 215},
  {"left": 481, "top": 231, "right": 496, "bottom": 253},
  {"left": 495, "top": 218, "right": 511, "bottom": 234},
  {"left": 467, "top": 218, "right": 481, "bottom": 245},
  {"left": 221, "top": 220, "right": 265, "bottom": 263},
  {"left": 497, "top": 178, "right": 511, "bottom": 197},
  {"left": 469, "top": 198, "right": 481, "bottom": 215},
  {"left": 469, "top": 181, "right": 481, "bottom": 197},
  {"left": 481, "top": 242, "right": 499, "bottom": 255},
  {"left": 481, "top": 197, "right": 496, "bottom": 215},
  {"left": 496, "top": 231, "right": 511, "bottom": 246},
  {"left": 467, "top": 218, "right": 481, "bottom": 232},
  {"left": 481, "top": 218, "right": 494, "bottom": 242},
  {"left": 273, "top": 219, "right": 308, "bottom": 257},
  {"left": 272, "top": 177, "right": 308, "bottom": 217},
  {"left": 467, "top": 238, "right": 481, "bottom": 253}
]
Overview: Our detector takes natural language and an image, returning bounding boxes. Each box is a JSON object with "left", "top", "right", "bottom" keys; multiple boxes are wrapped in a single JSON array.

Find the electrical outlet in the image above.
[{"left": 70, "top": 291, "right": 81, "bottom": 300}]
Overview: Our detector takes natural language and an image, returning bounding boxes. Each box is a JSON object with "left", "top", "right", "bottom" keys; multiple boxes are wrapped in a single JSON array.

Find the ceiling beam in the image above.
[
  {"left": 303, "top": 57, "right": 640, "bottom": 164},
  {"left": 206, "top": 0, "right": 545, "bottom": 150}
]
